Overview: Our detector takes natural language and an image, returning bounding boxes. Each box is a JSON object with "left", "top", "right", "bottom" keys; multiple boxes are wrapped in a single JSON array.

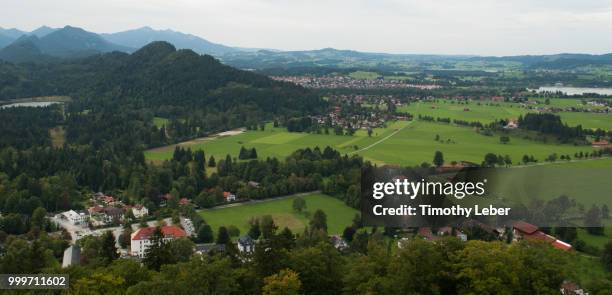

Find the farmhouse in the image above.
[
  {"left": 512, "top": 221, "right": 572, "bottom": 251},
  {"left": 131, "top": 225, "right": 187, "bottom": 258}
]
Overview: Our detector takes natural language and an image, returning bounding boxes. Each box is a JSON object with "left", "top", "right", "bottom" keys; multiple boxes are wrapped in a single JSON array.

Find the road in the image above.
[{"left": 51, "top": 216, "right": 172, "bottom": 247}]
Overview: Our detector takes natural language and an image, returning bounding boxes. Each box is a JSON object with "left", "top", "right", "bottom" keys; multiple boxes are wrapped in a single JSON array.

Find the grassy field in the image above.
[
  {"left": 357, "top": 120, "right": 595, "bottom": 166},
  {"left": 555, "top": 112, "right": 612, "bottom": 131},
  {"left": 153, "top": 117, "right": 170, "bottom": 128},
  {"left": 145, "top": 121, "right": 406, "bottom": 163},
  {"left": 198, "top": 193, "right": 358, "bottom": 237},
  {"left": 577, "top": 227, "right": 612, "bottom": 250},
  {"left": 488, "top": 158, "right": 612, "bottom": 207},
  {"left": 399, "top": 99, "right": 612, "bottom": 130},
  {"left": 145, "top": 119, "right": 598, "bottom": 167},
  {"left": 349, "top": 71, "right": 381, "bottom": 80}
]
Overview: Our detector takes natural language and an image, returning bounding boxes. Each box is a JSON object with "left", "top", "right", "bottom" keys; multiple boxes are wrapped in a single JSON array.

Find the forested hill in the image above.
[
  {"left": 1, "top": 41, "right": 324, "bottom": 117},
  {"left": 1, "top": 41, "right": 325, "bottom": 153}
]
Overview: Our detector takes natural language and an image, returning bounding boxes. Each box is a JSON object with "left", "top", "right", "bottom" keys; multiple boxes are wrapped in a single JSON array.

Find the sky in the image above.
[{"left": 1, "top": 0, "right": 611, "bottom": 56}]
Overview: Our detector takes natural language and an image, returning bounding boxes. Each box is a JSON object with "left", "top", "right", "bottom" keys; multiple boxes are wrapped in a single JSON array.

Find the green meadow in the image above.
[
  {"left": 488, "top": 158, "right": 612, "bottom": 207},
  {"left": 153, "top": 116, "right": 170, "bottom": 128},
  {"left": 357, "top": 120, "right": 595, "bottom": 166},
  {"left": 145, "top": 119, "right": 597, "bottom": 167},
  {"left": 399, "top": 99, "right": 612, "bottom": 130},
  {"left": 198, "top": 193, "right": 358, "bottom": 237},
  {"left": 349, "top": 71, "right": 381, "bottom": 80}
]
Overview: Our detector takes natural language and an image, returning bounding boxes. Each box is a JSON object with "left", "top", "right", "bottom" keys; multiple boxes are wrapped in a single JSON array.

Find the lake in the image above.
[
  {"left": 537, "top": 86, "right": 612, "bottom": 96},
  {"left": 0, "top": 101, "right": 62, "bottom": 109}
]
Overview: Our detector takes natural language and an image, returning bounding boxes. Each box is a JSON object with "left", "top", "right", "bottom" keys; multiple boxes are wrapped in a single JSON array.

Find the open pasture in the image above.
[
  {"left": 399, "top": 99, "right": 612, "bottom": 130},
  {"left": 198, "top": 193, "right": 358, "bottom": 237}
]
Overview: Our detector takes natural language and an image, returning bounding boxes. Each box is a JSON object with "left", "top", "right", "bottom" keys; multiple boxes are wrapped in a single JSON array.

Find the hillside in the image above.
[{"left": 0, "top": 41, "right": 324, "bottom": 129}]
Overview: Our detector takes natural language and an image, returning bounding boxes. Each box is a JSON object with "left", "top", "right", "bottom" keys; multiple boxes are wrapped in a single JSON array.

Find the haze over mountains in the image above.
[{"left": 0, "top": 25, "right": 611, "bottom": 70}]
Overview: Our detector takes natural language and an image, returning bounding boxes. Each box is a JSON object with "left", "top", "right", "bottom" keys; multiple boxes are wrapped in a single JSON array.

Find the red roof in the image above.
[
  {"left": 418, "top": 227, "right": 435, "bottom": 240},
  {"left": 552, "top": 240, "right": 573, "bottom": 251},
  {"left": 592, "top": 140, "right": 609, "bottom": 146},
  {"left": 179, "top": 198, "right": 190, "bottom": 205},
  {"left": 132, "top": 226, "right": 186, "bottom": 241},
  {"left": 523, "top": 230, "right": 556, "bottom": 243},
  {"left": 513, "top": 221, "right": 539, "bottom": 234}
]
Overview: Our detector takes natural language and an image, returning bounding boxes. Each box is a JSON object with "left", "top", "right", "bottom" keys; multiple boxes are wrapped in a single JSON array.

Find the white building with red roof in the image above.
[
  {"left": 130, "top": 225, "right": 187, "bottom": 258},
  {"left": 512, "top": 221, "right": 572, "bottom": 251}
]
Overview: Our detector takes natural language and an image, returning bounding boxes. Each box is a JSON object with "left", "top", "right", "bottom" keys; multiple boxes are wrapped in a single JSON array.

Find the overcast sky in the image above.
[{"left": 1, "top": 0, "right": 611, "bottom": 56}]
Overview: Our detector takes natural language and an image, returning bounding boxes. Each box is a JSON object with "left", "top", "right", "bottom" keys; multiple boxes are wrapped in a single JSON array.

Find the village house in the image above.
[
  {"left": 195, "top": 243, "right": 226, "bottom": 255},
  {"left": 131, "top": 225, "right": 187, "bottom": 258},
  {"left": 504, "top": 119, "right": 519, "bottom": 129},
  {"left": 131, "top": 205, "right": 149, "bottom": 219},
  {"left": 512, "top": 221, "right": 572, "bottom": 251},
  {"left": 560, "top": 281, "right": 587, "bottom": 295},
  {"left": 592, "top": 139, "right": 610, "bottom": 148},
  {"left": 330, "top": 235, "right": 349, "bottom": 251},
  {"left": 223, "top": 192, "right": 236, "bottom": 202},
  {"left": 491, "top": 96, "right": 505, "bottom": 102},
  {"left": 61, "top": 210, "right": 89, "bottom": 225},
  {"left": 237, "top": 235, "right": 255, "bottom": 253}
]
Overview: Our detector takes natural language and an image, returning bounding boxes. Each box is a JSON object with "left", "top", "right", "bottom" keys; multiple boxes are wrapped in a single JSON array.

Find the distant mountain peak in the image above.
[
  {"left": 30, "top": 26, "right": 57, "bottom": 37},
  {"left": 101, "top": 26, "right": 239, "bottom": 56}
]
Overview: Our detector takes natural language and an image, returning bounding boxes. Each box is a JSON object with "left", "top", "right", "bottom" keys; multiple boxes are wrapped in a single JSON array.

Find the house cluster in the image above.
[
  {"left": 58, "top": 192, "right": 149, "bottom": 227},
  {"left": 512, "top": 221, "right": 572, "bottom": 251},
  {"left": 160, "top": 193, "right": 193, "bottom": 207},
  {"left": 270, "top": 75, "right": 441, "bottom": 90},
  {"left": 309, "top": 95, "right": 413, "bottom": 131},
  {"left": 400, "top": 220, "right": 572, "bottom": 252}
]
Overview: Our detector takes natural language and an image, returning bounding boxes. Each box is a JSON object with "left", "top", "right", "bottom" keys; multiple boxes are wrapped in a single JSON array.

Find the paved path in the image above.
[{"left": 348, "top": 120, "right": 414, "bottom": 154}]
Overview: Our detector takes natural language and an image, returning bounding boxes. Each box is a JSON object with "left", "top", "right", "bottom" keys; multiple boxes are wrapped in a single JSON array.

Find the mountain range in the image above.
[
  {"left": 0, "top": 25, "right": 611, "bottom": 70},
  {"left": 0, "top": 25, "right": 242, "bottom": 63}
]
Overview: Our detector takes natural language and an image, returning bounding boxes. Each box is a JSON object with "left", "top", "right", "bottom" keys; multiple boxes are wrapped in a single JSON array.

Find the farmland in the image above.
[
  {"left": 399, "top": 98, "right": 612, "bottom": 130},
  {"left": 488, "top": 157, "right": 612, "bottom": 207},
  {"left": 146, "top": 119, "right": 598, "bottom": 167},
  {"left": 198, "top": 193, "right": 358, "bottom": 237}
]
